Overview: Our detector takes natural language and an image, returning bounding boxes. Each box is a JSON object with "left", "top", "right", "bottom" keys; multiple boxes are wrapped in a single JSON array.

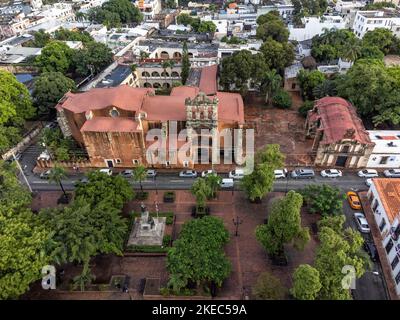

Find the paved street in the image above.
[{"left": 15, "top": 146, "right": 389, "bottom": 300}]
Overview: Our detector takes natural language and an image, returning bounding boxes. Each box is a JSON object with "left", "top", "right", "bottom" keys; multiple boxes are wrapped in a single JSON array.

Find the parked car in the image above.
[
  {"left": 320, "top": 169, "right": 342, "bottom": 178},
  {"left": 365, "top": 178, "right": 373, "bottom": 187},
  {"left": 290, "top": 168, "right": 315, "bottom": 179},
  {"left": 146, "top": 169, "right": 157, "bottom": 178},
  {"left": 45, "top": 121, "right": 58, "bottom": 129},
  {"left": 347, "top": 191, "right": 362, "bottom": 210},
  {"left": 220, "top": 178, "right": 234, "bottom": 188},
  {"left": 120, "top": 170, "right": 133, "bottom": 178},
  {"left": 384, "top": 169, "right": 400, "bottom": 178},
  {"left": 99, "top": 168, "right": 113, "bottom": 176},
  {"left": 179, "top": 170, "right": 197, "bottom": 178},
  {"left": 358, "top": 169, "right": 378, "bottom": 178},
  {"left": 77, "top": 177, "right": 89, "bottom": 184},
  {"left": 40, "top": 169, "right": 52, "bottom": 179},
  {"left": 201, "top": 170, "right": 217, "bottom": 177},
  {"left": 229, "top": 169, "right": 245, "bottom": 179},
  {"left": 274, "top": 169, "right": 287, "bottom": 179},
  {"left": 354, "top": 212, "right": 370, "bottom": 233},
  {"left": 364, "top": 241, "right": 379, "bottom": 262}
]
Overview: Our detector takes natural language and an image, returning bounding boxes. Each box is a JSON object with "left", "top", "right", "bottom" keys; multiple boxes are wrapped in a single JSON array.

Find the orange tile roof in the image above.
[
  {"left": 373, "top": 178, "right": 400, "bottom": 224},
  {"left": 80, "top": 117, "right": 140, "bottom": 133},
  {"left": 199, "top": 64, "right": 218, "bottom": 95}
]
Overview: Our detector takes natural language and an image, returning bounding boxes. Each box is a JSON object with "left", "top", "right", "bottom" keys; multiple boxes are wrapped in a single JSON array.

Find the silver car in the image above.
[
  {"left": 354, "top": 212, "right": 370, "bottom": 233},
  {"left": 179, "top": 170, "right": 197, "bottom": 178},
  {"left": 146, "top": 169, "right": 157, "bottom": 178},
  {"left": 384, "top": 169, "right": 400, "bottom": 178},
  {"left": 120, "top": 170, "right": 133, "bottom": 178}
]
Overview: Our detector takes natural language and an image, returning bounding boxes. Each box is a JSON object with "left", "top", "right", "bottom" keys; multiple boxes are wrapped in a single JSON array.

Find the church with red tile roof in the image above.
[{"left": 55, "top": 64, "right": 245, "bottom": 169}]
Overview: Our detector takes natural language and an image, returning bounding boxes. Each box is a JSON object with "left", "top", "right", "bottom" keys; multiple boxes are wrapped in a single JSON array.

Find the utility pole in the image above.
[{"left": 12, "top": 152, "right": 32, "bottom": 193}]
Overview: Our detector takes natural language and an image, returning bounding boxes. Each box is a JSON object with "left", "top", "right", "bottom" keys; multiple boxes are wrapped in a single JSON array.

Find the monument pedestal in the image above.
[{"left": 127, "top": 209, "right": 166, "bottom": 246}]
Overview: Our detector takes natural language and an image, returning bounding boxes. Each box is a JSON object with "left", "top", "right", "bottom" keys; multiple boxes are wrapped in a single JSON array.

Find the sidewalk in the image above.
[{"left": 359, "top": 192, "right": 399, "bottom": 300}]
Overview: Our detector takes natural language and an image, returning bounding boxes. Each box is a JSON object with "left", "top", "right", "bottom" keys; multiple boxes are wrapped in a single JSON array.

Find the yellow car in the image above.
[{"left": 347, "top": 191, "right": 362, "bottom": 210}]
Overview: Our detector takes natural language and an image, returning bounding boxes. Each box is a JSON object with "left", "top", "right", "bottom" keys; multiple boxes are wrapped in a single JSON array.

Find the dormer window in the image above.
[{"left": 110, "top": 107, "right": 119, "bottom": 118}]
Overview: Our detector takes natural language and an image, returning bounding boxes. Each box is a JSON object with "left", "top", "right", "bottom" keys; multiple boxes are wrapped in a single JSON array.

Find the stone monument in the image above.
[{"left": 127, "top": 203, "right": 166, "bottom": 246}]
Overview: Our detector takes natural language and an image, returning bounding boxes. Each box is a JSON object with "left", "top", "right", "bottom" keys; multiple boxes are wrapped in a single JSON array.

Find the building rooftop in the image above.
[
  {"left": 285, "top": 62, "right": 303, "bottom": 79},
  {"left": 138, "top": 39, "right": 218, "bottom": 52},
  {"left": 372, "top": 178, "right": 400, "bottom": 223},
  {"left": 95, "top": 64, "right": 132, "bottom": 88},
  {"left": 368, "top": 130, "right": 400, "bottom": 153},
  {"left": 309, "top": 97, "right": 372, "bottom": 145}
]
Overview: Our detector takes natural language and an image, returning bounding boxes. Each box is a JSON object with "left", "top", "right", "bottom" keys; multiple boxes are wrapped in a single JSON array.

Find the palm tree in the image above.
[
  {"left": 168, "top": 60, "right": 175, "bottom": 87},
  {"left": 49, "top": 164, "right": 68, "bottom": 200},
  {"left": 312, "top": 80, "right": 337, "bottom": 99},
  {"left": 205, "top": 174, "right": 222, "bottom": 199},
  {"left": 264, "top": 69, "right": 282, "bottom": 105},
  {"left": 133, "top": 165, "right": 147, "bottom": 194},
  {"left": 162, "top": 60, "right": 171, "bottom": 90},
  {"left": 140, "top": 51, "right": 150, "bottom": 84},
  {"left": 341, "top": 42, "right": 361, "bottom": 66}
]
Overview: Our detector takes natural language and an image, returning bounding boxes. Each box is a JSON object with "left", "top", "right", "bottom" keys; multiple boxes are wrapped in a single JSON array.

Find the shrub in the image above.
[
  {"left": 272, "top": 90, "right": 292, "bottom": 109},
  {"left": 135, "top": 192, "right": 149, "bottom": 200},
  {"left": 164, "top": 191, "right": 175, "bottom": 203},
  {"left": 163, "top": 235, "right": 172, "bottom": 247},
  {"left": 298, "top": 100, "right": 314, "bottom": 117},
  {"left": 126, "top": 245, "right": 169, "bottom": 253}
]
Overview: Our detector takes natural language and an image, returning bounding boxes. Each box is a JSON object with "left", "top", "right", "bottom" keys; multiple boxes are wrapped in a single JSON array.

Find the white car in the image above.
[
  {"left": 274, "top": 169, "right": 287, "bottom": 179},
  {"left": 220, "top": 178, "right": 234, "bottom": 188},
  {"left": 354, "top": 212, "right": 370, "bottom": 233},
  {"left": 357, "top": 169, "right": 378, "bottom": 178},
  {"left": 179, "top": 170, "right": 197, "bottom": 178},
  {"left": 146, "top": 169, "right": 157, "bottom": 178},
  {"left": 201, "top": 170, "right": 217, "bottom": 177},
  {"left": 321, "top": 169, "right": 342, "bottom": 178},
  {"left": 384, "top": 169, "right": 400, "bottom": 178},
  {"left": 229, "top": 169, "right": 245, "bottom": 179},
  {"left": 365, "top": 178, "right": 373, "bottom": 187},
  {"left": 99, "top": 168, "right": 113, "bottom": 176}
]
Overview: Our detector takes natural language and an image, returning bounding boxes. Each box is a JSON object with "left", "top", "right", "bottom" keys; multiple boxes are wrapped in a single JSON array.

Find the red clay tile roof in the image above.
[
  {"left": 372, "top": 178, "right": 400, "bottom": 223},
  {"left": 199, "top": 64, "right": 218, "bottom": 95},
  {"left": 216, "top": 92, "right": 244, "bottom": 124},
  {"left": 312, "top": 97, "right": 372, "bottom": 145},
  {"left": 142, "top": 95, "right": 187, "bottom": 121},
  {"left": 170, "top": 86, "right": 199, "bottom": 98},
  {"left": 56, "top": 86, "right": 154, "bottom": 113},
  {"left": 80, "top": 117, "right": 140, "bottom": 133}
]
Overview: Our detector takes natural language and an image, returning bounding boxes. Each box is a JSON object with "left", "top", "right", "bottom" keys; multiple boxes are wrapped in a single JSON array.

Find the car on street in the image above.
[
  {"left": 40, "top": 169, "right": 52, "bottom": 179},
  {"left": 364, "top": 241, "right": 379, "bottom": 262},
  {"left": 179, "top": 170, "right": 197, "bottom": 178},
  {"left": 320, "top": 169, "right": 343, "bottom": 178},
  {"left": 220, "top": 178, "right": 234, "bottom": 188},
  {"left": 274, "top": 169, "right": 287, "bottom": 179},
  {"left": 347, "top": 191, "right": 362, "bottom": 210},
  {"left": 290, "top": 168, "right": 315, "bottom": 179},
  {"left": 366, "top": 178, "right": 373, "bottom": 187},
  {"left": 229, "top": 169, "right": 245, "bottom": 179},
  {"left": 384, "top": 169, "right": 400, "bottom": 178},
  {"left": 120, "top": 170, "right": 133, "bottom": 178},
  {"left": 201, "top": 170, "right": 217, "bottom": 177},
  {"left": 354, "top": 212, "right": 370, "bottom": 233},
  {"left": 99, "top": 168, "right": 113, "bottom": 176},
  {"left": 146, "top": 169, "right": 157, "bottom": 178},
  {"left": 77, "top": 177, "right": 89, "bottom": 184},
  {"left": 358, "top": 169, "right": 379, "bottom": 178}
]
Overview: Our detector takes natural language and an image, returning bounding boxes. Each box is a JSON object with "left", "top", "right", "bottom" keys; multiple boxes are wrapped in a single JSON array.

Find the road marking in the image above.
[{"left": 170, "top": 180, "right": 187, "bottom": 183}]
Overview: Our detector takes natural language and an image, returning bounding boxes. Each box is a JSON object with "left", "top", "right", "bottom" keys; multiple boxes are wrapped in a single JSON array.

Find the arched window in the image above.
[
  {"left": 163, "top": 83, "right": 170, "bottom": 88},
  {"left": 144, "top": 82, "right": 152, "bottom": 88},
  {"left": 171, "top": 71, "right": 179, "bottom": 77},
  {"left": 151, "top": 71, "right": 160, "bottom": 77},
  {"left": 142, "top": 71, "right": 150, "bottom": 77},
  {"left": 109, "top": 107, "right": 120, "bottom": 118},
  {"left": 161, "top": 71, "right": 169, "bottom": 77},
  {"left": 160, "top": 51, "right": 169, "bottom": 59},
  {"left": 153, "top": 83, "right": 161, "bottom": 88}
]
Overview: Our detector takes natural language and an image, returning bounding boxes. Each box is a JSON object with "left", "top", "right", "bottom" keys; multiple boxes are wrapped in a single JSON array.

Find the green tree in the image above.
[
  {"left": 176, "top": 13, "right": 193, "bottom": 26},
  {"left": 166, "top": 216, "right": 231, "bottom": 292},
  {"left": 263, "top": 69, "right": 282, "bottom": 105},
  {"left": 362, "top": 28, "right": 395, "bottom": 54},
  {"left": 291, "top": 264, "right": 322, "bottom": 300},
  {"left": 35, "top": 41, "right": 73, "bottom": 73},
  {"left": 39, "top": 127, "right": 73, "bottom": 161},
  {"left": 75, "top": 171, "right": 134, "bottom": 210},
  {"left": 241, "top": 144, "right": 285, "bottom": 201},
  {"left": 252, "top": 272, "right": 287, "bottom": 300},
  {"left": 255, "top": 191, "right": 309, "bottom": 256},
  {"left": 181, "top": 41, "right": 190, "bottom": 84},
  {"left": 191, "top": 178, "right": 210, "bottom": 208},
  {"left": 300, "top": 184, "right": 345, "bottom": 216},
  {"left": 272, "top": 90, "right": 292, "bottom": 109},
  {"left": 363, "top": 1, "right": 396, "bottom": 9},
  {"left": 32, "top": 72, "right": 76, "bottom": 116},
  {"left": 204, "top": 174, "right": 222, "bottom": 199},
  {"left": 298, "top": 100, "right": 314, "bottom": 118},
  {"left": 260, "top": 39, "right": 295, "bottom": 72},
  {"left": 297, "top": 69, "right": 326, "bottom": 100},
  {"left": 0, "top": 126, "right": 22, "bottom": 154},
  {"left": 197, "top": 21, "right": 217, "bottom": 33},
  {"left": 133, "top": 165, "right": 147, "bottom": 194},
  {"left": 72, "top": 42, "right": 113, "bottom": 77},
  {"left": 48, "top": 164, "right": 68, "bottom": 199},
  {"left": 24, "top": 29, "right": 51, "bottom": 47},
  {"left": 54, "top": 28, "right": 94, "bottom": 43},
  {"left": 0, "top": 70, "right": 35, "bottom": 126},
  {"left": 312, "top": 79, "right": 337, "bottom": 99},
  {"left": 315, "top": 218, "right": 367, "bottom": 300},
  {"left": 256, "top": 15, "right": 289, "bottom": 43},
  {"left": 359, "top": 45, "right": 385, "bottom": 60}
]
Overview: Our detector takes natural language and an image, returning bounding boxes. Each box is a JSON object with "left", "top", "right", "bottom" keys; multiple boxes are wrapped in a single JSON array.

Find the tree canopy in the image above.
[
  {"left": 300, "top": 184, "right": 345, "bottom": 216},
  {"left": 256, "top": 12, "right": 289, "bottom": 43},
  {"left": 253, "top": 271, "right": 287, "bottom": 300},
  {"left": 255, "top": 191, "right": 310, "bottom": 256},
  {"left": 291, "top": 264, "right": 322, "bottom": 300},
  {"left": 35, "top": 41, "right": 73, "bottom": 73},
  {"left": 297, "top": 69, "right": 326, "bottom": 101},
  {"left": 166, "top": 216, "right": 231, "bottom": 293}
]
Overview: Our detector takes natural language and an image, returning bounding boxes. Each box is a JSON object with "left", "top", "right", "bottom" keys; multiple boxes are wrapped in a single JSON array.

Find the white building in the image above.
[
  {"left": 334, "top": 0, "right": 366, "bottom": 27},
  {"left": 134, "top": 0, "right": 162, "bottom": 21},
  {"left": 30, "top": 0, "right": 43, "bottom": 11},
  {"left": 367, "top": 131, "right": 400, "bottom": 168},
  {"left": 352, "top": 10, "right": 400, "bottom": 38},
  {"left": 367, "top": 178, "right": 400, "bottom": 295},
  {"left": 289, "top": 15, "right": 346, "bottom": 41},
  {"left": 373, "top": 0, "right": 400, "bottom": 7}
]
